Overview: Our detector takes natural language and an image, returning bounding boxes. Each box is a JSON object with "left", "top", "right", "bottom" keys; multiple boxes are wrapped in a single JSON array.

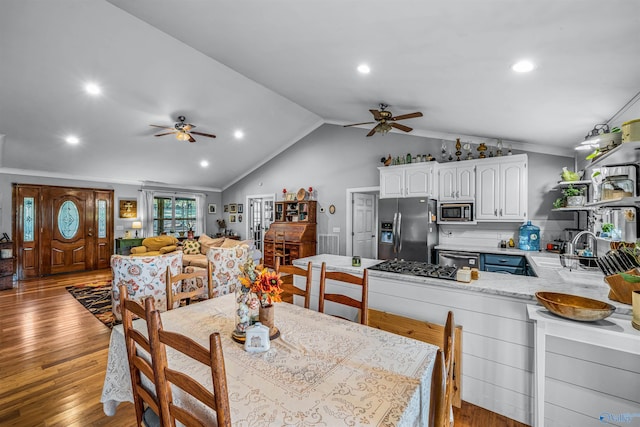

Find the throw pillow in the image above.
[
  {"left": 199, "top": 235, "right": 225, "bottom": 254},
  {"left": 220, "top": 238, "right": 240, "bottom": 248},
  {"left": 159, "top": 245, "right": 178, "bottom": 254},
  {"left": 183, "top": 240, "right": 201, "bottom": 255}
]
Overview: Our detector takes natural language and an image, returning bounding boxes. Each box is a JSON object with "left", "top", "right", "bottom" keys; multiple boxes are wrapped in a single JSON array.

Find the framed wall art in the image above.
[
  {"left": 224, "top": 205, "right": 229, "bottom": 213},
  {"left": 237, "top": 203, "right": 243, "bottom": 213},
  {"left": 208, "top": 204, "right": 217, "bottom": 214},
  {"left": 229, "top": 203, "right": 237, "bottom": 214},
  {"left": 119, "top": 199, "right": 137, "bottom": 218},
  {"left": 230, "top": 214, "right": 236, "bottom": 223}
]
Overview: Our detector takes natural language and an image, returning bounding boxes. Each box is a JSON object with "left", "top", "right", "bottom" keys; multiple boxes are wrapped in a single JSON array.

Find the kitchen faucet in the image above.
[{"left": 568, "top": 230, "right": 598, "bottom": 256}]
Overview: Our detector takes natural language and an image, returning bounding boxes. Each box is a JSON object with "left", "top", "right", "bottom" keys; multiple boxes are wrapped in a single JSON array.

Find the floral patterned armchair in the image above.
[
  {"left": 111, "top": 252, "right": 183, "bottom": 321},
  {"left": 205, "top": 245, "right": 249, "bottom": 298}
]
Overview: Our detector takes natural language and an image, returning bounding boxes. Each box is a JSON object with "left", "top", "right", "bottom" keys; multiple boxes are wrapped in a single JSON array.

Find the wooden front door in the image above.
[{"left": 14, "top": 184, "right": 113, "bottom": 278}]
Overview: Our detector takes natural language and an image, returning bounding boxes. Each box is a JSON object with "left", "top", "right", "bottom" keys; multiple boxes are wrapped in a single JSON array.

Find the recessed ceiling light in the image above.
[
  {"left": 200, "top": 160, "right": 209, "bottom": 168},
  {"left": 84, "top": 82, "right": 101, "bottom": 95},
  {"left": 234, "top": 130, "right": 244, "bottom": 139},
  {"left": 357, "top": 64, "right": 370, "bottom": 74},
  {"left": 511, "top": 60, "right": 535, "bottom": 73},
  {"left": 65, "top": 136, "right": 79, "bottom": 145}
]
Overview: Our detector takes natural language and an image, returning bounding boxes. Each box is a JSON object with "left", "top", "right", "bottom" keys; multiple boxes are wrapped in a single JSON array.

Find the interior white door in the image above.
[
  {"left": 247, "top": 195, "right": 275, "bottom": 252},
  {"left": 353, "top": 193, "right": 376, "bottom": 258}
]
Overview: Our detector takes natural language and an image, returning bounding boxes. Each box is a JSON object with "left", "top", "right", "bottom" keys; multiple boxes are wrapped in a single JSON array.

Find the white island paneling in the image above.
[{"left": 293, "top": 254, "right": 640, "bottom": 426}]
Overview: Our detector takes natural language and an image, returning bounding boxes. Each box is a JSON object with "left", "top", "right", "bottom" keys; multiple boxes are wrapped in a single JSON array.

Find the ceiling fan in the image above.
[
  {"left": 150, "top": 116, "right": 216, "bottom": 143},
  {"left": 343, "top": 104, "right": 423, "bottom": 137}
]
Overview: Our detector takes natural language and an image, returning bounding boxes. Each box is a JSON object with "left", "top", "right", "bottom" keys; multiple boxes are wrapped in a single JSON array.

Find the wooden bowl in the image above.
[{"left": 535, "top": 292, "right": 616, "bottom": 322}]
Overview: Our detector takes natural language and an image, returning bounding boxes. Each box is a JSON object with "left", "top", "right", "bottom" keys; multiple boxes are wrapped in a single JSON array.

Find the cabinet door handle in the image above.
[
  {"left": 451, "top": 191, "right": 455, "bottom": 198},
  {"left": 500, "top": 208, "right": 503, "bottom": 216},
  {"left": 494, "top": 209, "right": 498, "bottom": 216}
]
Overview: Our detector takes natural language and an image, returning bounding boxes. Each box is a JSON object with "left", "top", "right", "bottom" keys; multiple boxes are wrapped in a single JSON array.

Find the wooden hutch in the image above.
[{"left": 263, "top": 200, "right": 316, "bottom": 268}]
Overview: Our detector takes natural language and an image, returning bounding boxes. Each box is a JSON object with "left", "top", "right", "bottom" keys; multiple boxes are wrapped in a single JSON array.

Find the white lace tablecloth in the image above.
[{"left": 101, "top": 294, "right": 437, "bottom": 426}]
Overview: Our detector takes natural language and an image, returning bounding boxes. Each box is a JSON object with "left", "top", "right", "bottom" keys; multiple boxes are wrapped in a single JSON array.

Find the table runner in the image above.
[{"left": 101, "top": 294, "right": 437, "bottom": 426}]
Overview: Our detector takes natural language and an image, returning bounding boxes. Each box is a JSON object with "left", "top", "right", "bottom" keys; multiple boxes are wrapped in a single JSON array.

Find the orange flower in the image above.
[{"left": 250, "top": 268, "right": 283, "bottom": 305}]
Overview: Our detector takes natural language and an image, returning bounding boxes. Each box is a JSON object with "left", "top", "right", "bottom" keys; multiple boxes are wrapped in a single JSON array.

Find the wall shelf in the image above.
[
  {"left": 551, "top": 207, "right": 592, "bottom": 212},
  {"left": 584, "top": 197, "right": 640, "bottom": 208},
  {"left": 555, "top": 180, "right": 591, "bottom": 188}
]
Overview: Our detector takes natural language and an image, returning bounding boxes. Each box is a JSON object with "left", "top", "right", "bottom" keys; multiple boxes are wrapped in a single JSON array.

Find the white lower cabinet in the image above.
[{"left": 476, "top": 154, "right": 528, "bottom": 221}]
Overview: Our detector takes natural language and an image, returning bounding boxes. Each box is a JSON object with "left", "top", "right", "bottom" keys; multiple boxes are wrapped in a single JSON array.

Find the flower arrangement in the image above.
[
  {"left": 234, "top": 260, "right": 283, "bottom": 335},
  {"left": 239, "top": 261, "right": 283, "bottom": 307}
]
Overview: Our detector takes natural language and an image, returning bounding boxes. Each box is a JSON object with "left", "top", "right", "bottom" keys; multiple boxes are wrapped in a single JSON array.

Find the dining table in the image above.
[{"left": 101, "top": 293, "right": 438, "bottom": 426}]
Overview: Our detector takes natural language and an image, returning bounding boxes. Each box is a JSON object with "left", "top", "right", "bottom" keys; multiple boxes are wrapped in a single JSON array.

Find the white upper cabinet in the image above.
[
  {"left": 438, "top": 163, "right": 475, "bottom": 201},
  {"left": 476, "top": 154, "right": 528, "bottom": 221},
  {"left": 379, "top": 163, "right": 437, "bottom": 199}
]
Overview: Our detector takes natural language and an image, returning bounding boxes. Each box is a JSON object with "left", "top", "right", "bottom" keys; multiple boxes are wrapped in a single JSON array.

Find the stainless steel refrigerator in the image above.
[{"left": 378, "top": 198, "right": 438, "bottom": 262}]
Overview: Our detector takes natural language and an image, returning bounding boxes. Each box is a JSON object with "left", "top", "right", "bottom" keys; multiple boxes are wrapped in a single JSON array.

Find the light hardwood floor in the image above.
[{"left": 0, "top": 270, "right": 528, "bottom": 427}]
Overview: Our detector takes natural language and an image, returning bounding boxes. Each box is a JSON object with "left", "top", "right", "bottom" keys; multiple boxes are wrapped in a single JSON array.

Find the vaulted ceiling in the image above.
[{"left": 1, "top": 0, "right": 638, "bottom": 190}]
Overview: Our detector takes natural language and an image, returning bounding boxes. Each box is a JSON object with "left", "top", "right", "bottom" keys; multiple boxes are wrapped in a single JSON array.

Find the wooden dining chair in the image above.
[
  {"left": 429, "top": 346, "right": 451, "bottom": 427},
  {"left": 275, "top": 258, "right": 312, "bottom": 308},
  {"left": 165, "top": 265, "right": 212, "bottom": 310},
  {"left": 147, "top": 307, "right": 232, "bottom": 427},
  {"left": 119, "top": 285, "right": 163, "bottom": 427},
  {"left": 367, "top": 308, "right": 462, "bottom": 409},
  {"left": 273, "top": 231, "right": 290, "bottom": 266},
  {"left": 319, "top": 262, "right": 369, "bottom": 325},
  {"left": 442, "top": 311, "right": 455, "bottom": 425}
]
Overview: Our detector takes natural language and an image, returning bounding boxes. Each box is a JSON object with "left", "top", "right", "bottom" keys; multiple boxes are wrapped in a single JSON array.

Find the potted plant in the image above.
[{"left": 563, "top": 185, "right": 585, "bottom": 207}]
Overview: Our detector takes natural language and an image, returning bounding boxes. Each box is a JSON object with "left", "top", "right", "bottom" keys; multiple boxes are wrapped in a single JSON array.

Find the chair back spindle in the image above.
[
  {"left": 318, "top": 262, "right": 368, "bottom": 325},
  {"left": 276, "top": 260, "right": 312, "bottom": 308}
]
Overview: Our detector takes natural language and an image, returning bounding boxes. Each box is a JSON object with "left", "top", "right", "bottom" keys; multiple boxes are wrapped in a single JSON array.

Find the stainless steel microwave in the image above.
[{"left": 438, "top": 202, "right": 474, "bottom": 223}]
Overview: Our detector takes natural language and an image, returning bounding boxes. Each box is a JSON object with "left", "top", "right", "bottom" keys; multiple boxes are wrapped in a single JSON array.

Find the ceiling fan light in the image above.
[
  {"left": 176, "top": 132, "right": 190, "bottom": 141},
  {"left": 377, "top": 122, "right": 392, "bottom": 135}
]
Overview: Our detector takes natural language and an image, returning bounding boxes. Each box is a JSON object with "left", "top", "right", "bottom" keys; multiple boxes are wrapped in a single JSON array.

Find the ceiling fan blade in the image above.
[
  {"left": 343, "top": 121, "right": 375, "bottom": 128},
  {"left": 188, "top": 134, "right": 196, "bottom": 143},
  {"left": 392, "top": 112, "right": 423, "bottom": 121},
  {"left": 154, "top": 132, "right": 176, "bottom": 137},
  {"left": 150, "top": 124, "right": 175, "bottom": 130},
  {"left": 369, "top": 109, "right": 383, "bottom": 120},
  {"left": 366, "top": 128, "right": 377, "bottom": 137},
  {"left": 390, "top": 122, "right": 413, "bottom": 132},
  {"left": 190, "top": 131, "right": 217, "bottom": 138}
]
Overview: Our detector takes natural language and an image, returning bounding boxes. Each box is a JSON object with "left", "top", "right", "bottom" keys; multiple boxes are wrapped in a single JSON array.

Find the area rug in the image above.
[{"left": 66, "top": 282, "right": 119, "bottom": 328}]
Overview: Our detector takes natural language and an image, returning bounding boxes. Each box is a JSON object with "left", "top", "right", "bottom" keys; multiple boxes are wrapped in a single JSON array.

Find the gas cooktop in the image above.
[{"left": 368, "top": 260, "right": 458, "bottom": 281}]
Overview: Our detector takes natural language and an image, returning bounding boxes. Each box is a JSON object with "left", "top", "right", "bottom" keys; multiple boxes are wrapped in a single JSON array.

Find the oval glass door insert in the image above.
[{"left": 58, "top": 200, "right": 80, "bottom": 239}]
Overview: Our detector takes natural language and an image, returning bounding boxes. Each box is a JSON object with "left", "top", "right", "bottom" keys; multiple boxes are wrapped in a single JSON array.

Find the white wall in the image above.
[{"left": 223, "top": 124, "right": 574, "bottom": 254}]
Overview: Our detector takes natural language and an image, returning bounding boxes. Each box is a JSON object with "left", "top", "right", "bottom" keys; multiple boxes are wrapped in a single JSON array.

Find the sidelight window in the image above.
[
  {"left": 97, "top": 200, "right": 107, "bottom": 238},
  {"left": 24, "top": 197, "right": 35, "bottom": 242}
]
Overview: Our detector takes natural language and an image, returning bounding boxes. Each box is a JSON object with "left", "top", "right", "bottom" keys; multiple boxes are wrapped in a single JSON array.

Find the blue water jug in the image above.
[{"left": 519, "top": 221, "right": 540, "bottom": 251}]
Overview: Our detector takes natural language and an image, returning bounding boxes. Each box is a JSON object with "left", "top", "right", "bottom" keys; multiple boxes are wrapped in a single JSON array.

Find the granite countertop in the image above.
[{"left": 293, "top": 252, "right": 633, "bottom": 316}]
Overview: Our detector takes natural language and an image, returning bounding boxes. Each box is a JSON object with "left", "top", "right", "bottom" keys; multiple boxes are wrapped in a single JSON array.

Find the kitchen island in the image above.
[{"left": 293, "top": 253, "right": 639, "bottom": 427}]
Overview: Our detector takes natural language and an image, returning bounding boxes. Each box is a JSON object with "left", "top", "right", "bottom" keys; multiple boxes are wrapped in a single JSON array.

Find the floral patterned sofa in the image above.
[
  {"left": 111, "top": 252, "right": 183, "bottom": 321},
  {"left": 182, "top": 245, "right": 250, "bottom": 299}
]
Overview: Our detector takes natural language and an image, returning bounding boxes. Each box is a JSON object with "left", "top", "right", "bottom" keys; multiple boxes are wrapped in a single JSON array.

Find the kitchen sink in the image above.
[{"left": 556, "top": 268, "right": 604, "bottom": 285}]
